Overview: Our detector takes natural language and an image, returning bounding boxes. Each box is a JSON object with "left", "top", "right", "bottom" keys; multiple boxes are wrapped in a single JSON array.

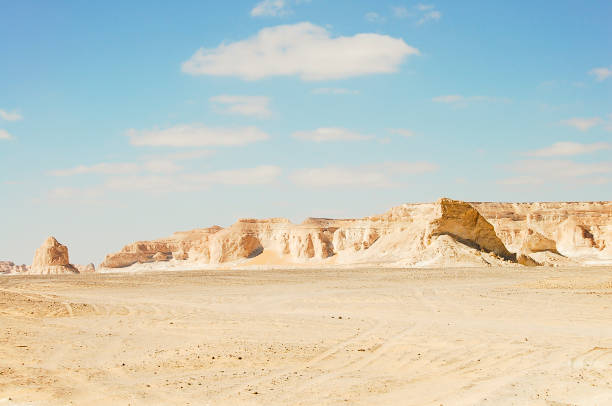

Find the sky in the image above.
[{"left": 1, "top": 0, "right": 611, "bottom": 265}]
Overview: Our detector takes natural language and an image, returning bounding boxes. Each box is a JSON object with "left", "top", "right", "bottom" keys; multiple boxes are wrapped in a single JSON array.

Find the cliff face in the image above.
[
  {"left": 100, "top": 198, "right": 516, "bottom": 270},
  {"left": 99, "top": 199, "right": 612, "bottom": 270},
  {"left": 471, "top": 202, "right": 612, "bottom": 264}
]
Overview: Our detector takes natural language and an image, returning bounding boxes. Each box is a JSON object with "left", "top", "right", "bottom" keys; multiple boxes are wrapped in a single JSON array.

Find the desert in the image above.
[
  {"left": 3, "top": 266, "right": 612, "bottom": 405},
  {"left": 3, "top": 2, "right": 611, "bottom": 404},
  {"left": 2, "top": 199, "right": 612, "bottom": 405}
]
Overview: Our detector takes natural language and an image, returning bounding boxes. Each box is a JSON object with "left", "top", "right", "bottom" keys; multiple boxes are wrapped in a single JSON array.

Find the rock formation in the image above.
[
  {"left": 100, "top": 198, "right": 518, "bottom": 270},
  {"left": 0, "top": 261, "right": 29, "bottom": 274},
  {"left": 29, "top": 236, "right": 80, "bottom": 275},
  {"left": 76, "top": 263, "right": 96, "bottom": 273},
  {"left": 98, "top": 199, "right": 612, "bottom": 270},
  {"left": 471, "top": 202, "right": 612, "bottom": 266}
]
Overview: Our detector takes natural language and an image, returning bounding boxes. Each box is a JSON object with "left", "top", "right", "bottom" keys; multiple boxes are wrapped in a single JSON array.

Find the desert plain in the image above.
[{"left": 2, "top": 266, "right": 612, "bottom": 406}]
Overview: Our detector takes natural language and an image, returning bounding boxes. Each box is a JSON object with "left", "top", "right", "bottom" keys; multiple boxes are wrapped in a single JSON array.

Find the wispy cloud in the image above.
[
  {"left": 144, "top": 150, "right": 213, "bottom": 161},
  {"left": 210, "top": 95, "right": 271, "bottom": 118},
  {"left": 182, "top": 22, "right": 419, "bottom": 81},
  {"left": 525, "top": 142, "right": 611, "bottom": 157},
  {"left": 415, "top": 4, "right": 441, "bottom": 24},
  {"left": 292, "top": 127, "right": 373, "bottom": 142},
  {"left": 589, "top": 66, "right": 612, "bottom": 81},
  {"left": 0, "top": 129, "right": 13, "bottom": 140},
  {"left": 126, "top": 124, "right": 269, "bottom": 147},
  {"left": 251, "top": 0, "right": 288, "bottom": 17},
  {"left": 389, "top": 128, "right": 416, "bottom": 137},
  {"left": 560, "top": 117, "right": 601, "bottom": 132},
  {"left": 432, "top": 95, "right": 464, "bottom": 103},
  {"left": 49, "top": 160, "right": 182, "bottom": 177},
  {"left": 416, "top": 4, "right": 435, "bottom": 11},
  {"left": 392, "top": 4, "right": 440, "bottom": 24},
  {"left": 432, "top": 94, "right": 509, "bottom": 107},
  {"left": 50, "top": 163, "right": 140, "bottom": 176},
  {"left": 0, "top": 109, "right": 22, "bottom": 121},
  {"left": 365, "top": 12, "right": 386, "bottom": 23},
  {"left": 418, "top": 10, "right": 441, "bottom": 25},
  {"left": 291, "top": 161, "right": 437, "bottom": 188},
  {"left": 103, "top": 166, "right": 281, "bottom": 193},
  {"left": 499, "top": 159, "right": 612, "bottom": 185},
  {"left": 49, "top": 165, "right": 282, "bottom": 200},
  {"left": 311, "top": 88, "right": 360, "bottom": 95},
  {"left": 392, "top": 6, "right": 411, "bottom": 18}
]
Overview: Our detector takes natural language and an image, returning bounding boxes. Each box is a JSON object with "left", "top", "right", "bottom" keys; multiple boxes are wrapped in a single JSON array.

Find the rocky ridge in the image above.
[
  {"left": 100, "top": 198, "right": 520, "bottom": 270},
  {"left": 472, "top": 201, "right": 612, "bottom": 266},
  {"left": 0, "top": 261, "right": 29, "bottom": 274}
]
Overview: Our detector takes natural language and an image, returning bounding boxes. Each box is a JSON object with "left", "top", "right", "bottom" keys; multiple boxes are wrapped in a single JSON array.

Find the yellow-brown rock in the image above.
[
  {"left": 98, "top": 199, "right": 612, "bottom": 270},
  {"left": 471, "top": 201, "right": 612, "bottom": 265},
  {"left": 99, "top": 198, "right": 517, "bottom": 269},
  {"left": 30, "top": 236, "right": 79, "bottom": 275}
]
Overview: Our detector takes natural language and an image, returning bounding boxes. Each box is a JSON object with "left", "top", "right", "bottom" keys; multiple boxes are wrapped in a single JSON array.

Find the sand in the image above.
[{"left": 2, "top": 267, "right": 612, "bottom": 405}]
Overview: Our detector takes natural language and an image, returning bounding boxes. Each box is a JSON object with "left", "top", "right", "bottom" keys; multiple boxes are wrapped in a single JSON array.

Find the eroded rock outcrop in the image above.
[
  {"left": 0, "top": 261, "right": 29, "bottom": 274},
  {"left": 30, "top": 236, "right": 79, "bottom": 275},
  {"left": 472, "top": 202, "right": 612, "bottom": 265},
  {"left": 100, "top": 226, "right": 222, "bottom": 268},
  {"left": 99, "top": 199, "right": 612, "bottom": 270},
  {"left": 100, "top": 198, "right": 517, "bottom": 270},
  {"left": 76, "top": 263, "right": 96, "bottom": 273}
]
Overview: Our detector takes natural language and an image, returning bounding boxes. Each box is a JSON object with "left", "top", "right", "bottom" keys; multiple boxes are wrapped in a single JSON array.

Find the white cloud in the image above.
[
  {"left": 48, "top": 165, "right": 282, "bottom": 199},
  {"left": 560, "top": 117, "right": 601, "bottom": 132},
  {"left": 0, "top": 109, "right": 22, "bottom": 121},
  {"left": 311, "top": 88, "right": 360, "bottom": 95},
  {"left": 432, "top": 94, "right": 464, "bottom": 103},
  {"left": 500, "top": 159, "right": 612, "bottom": 185},
  {"left": 415, "top": 4, "right": 441, "bottom": 24},
  {"left": 48, "top": 186, "right": 107, "bottom": 203},
  {"left": 151, "top": 150, "right": 213, "bottom": 161},
  {"left": 0, "top": 129, "right": 13, "bottom": 140},
  {"left": 291, "top": 161, "right": 437, "bottom": 188},
  {"left": 365, "top": 12, "right": 386, "bottom": 23},
  {"left": 526, "top": 142, "right": 611, "bottom": 157},
  {"left": 105, "top": 165, "right": 282, "bottom": 192},
  {"left": 416, "top": 4, "right": 435, "bottom": 11},
  {"left": 50, "top": 163, "right": 140, "bottom": 176},
  {"left": 292, "top": 127, "right": 373, "bottom": 142},
  {"left": 392, "top": 6, "right": 411, "bottom": 18},
  {"left": 210, "top": 95, "right": 271, "bottom": 118},
  {"left": 251, "top": 0, "right": 287, "bottom": 17},
  {"left": 498, "top": 176, "right": 544, "bottom": 186},
  {"left": 432, "top": 94, "right": 509, "bottom": 106},
  {"left": 182, "top": 22, "right": 419, "bottom": 81},
  {"left": 49, "top": 160, "right": 182, "bottom": 177},
  {"left": 418, "top": 10, "right": 441, "bottom": 24},
  {"left": 126, "top": 124, "right": 269, "bottom": 147},
  {"left": 142, "top": 160, "right": 182, "bottom": 173},
  {"left": 389, "top": 128, "right": 416, "bottom": 137},
  {"left": 589, "top": 67, "right": 612, "bottom": 81}
]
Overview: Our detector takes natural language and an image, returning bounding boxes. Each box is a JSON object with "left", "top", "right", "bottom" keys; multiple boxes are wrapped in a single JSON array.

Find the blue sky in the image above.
[{"left": 1, "top": 0, "right": 611, "bottom": 264}]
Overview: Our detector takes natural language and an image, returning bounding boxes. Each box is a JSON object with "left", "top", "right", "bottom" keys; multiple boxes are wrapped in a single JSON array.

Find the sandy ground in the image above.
[{"left": 2, "top": 267, "right": 612, "bottom": 405}]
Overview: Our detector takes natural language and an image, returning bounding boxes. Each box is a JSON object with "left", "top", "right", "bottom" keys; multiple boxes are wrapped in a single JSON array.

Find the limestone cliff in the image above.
[
  {"left": 471, "top": 202, "right": 612, "bottom": 265},
  {"left": 100, "top": 198, "right": 517, "bottom": 270}
]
